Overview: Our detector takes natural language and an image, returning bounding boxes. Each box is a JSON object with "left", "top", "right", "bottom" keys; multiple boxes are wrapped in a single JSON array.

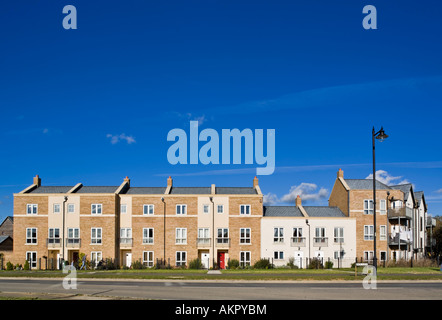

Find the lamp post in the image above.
[
  {"left": 161, "top": 197, "right": 166, "bottom": 266},
  {"left": 210, "top": 197, "right": 215, "bottom": 269},
  {"left": 372, "top": 126, "right": 389, "bottom": 270},
  {"left": 62, "top": 196, "right": 68, "bottom": 268}
]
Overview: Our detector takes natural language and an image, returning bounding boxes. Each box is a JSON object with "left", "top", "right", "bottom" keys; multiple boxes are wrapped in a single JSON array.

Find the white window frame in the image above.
[
  {"left": 120, "top": 204, "right": 127, "bottom": 214},
  {"left": 26, "top": 228, "right": 37, "bottom": 244},
  {"left": 273, "top": 251, "right": 284, "bottom": 260},
  {"left": 240, "top": 251, "right": 251, "bottom": 267},
  {"left": 364, "top": 225, "right": 374, "bottom": 241},
  {"left": 176, "top": 228, "right": 187, "bottom": 244},
  {"left": 217, "top": 205, "right": 224, "bottom": 214},
  {"left": 67, "top": 203, "right": 75, "bottom": 213},
  {"left": 364, "top": 199, "right": 374, "bottom": 215},
  {"left": 240, "top": 204, "right": 251, "bottom": 215},
  {"left": 314, "top": 227, "right": 326, "bottom": 244},
  {"left": 380, "top": 225, "right": 387, "bottom": 240},
  {"left": 380, "top": 251, "right": 387, "bottom": 262},
  {"left": 217, "top": 228, "right": 229, "bottom": 244},
  {"left": 27, "top": 204, "right": 38, "bottom": 215},
  {"left": 143, "top": 204, "right": 154, "bottom": 215},
  {"left": 203, "top": 204, "right": 209, "bottom": 214},
  {"left": 143, "top": 251, "right": 154, "bottom": 268},
  {"left": 273, "top": 227, "right": 284, "bottom": 243},
  {"left": 91, "top": 228, "right": 102, "bottom": 244},
  {"left": 48, "top": 228, "right": 60, "bottom": 244},
  {"left": 26, "top": 251, "right": 37, "bottom": 269},
  {"left": 197, "top": 228, "right": 210, "bottom": 245},
  {"left": 91, "top": 204, "right": 102, "bottom": 215},
  {"left": 380, "top": 199, "right": 386, "bottom": 215},
  {"left": 176, "top": 251, "right": 187, "bottom": 267},
  {"left": 364, "top": 251, "right": 374, "bottom": 263},
  {"left": 91, "top": 251, "right": 102, "bottom": 267},
  {"left": 176, "top": 204, "right": 187, "bottom": 215},
  {"left": 120, "top": 228, "right": 132, "bottom": 244},
  {"left": 143, "top": 228, "right": 154, "bottom": 244},
  {"left": 334, "top": 227, "right": 344, "bottom": 243},
  {"left": 240, "top": 228, "right": 251, "bottom": 244},
  {"left": 53, "top": 203, "right": 61, "bottom": 214}
]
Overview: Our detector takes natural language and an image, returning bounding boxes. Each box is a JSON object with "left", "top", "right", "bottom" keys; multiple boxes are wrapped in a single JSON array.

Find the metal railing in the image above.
[
  {"left": 290, "top": 237, "right": 306, "bottom": 247},
  {"left": 66, "top": 238, "right": 81, "bottom": 247},
  {"left": 388, "top": 207, "right": 413, "bottom": 219},
  {"left": 46, "top": 238, "right": 61, "bottom": 248},
  {"left": 216, "top": 237, "right": 230, "bottom": 247},
  {"left": 196, "top": 237, "right": 211, "bottom": 247},
  {"left": 313, "top": 237, "right": 328, "bottom": 247}
]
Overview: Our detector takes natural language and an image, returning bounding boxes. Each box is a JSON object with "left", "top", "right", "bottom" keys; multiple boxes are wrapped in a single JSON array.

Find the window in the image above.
[
  {"left": 380, "top": 199, "right": 386, "bottom": 215},
  {"left": 91, "top": 204, "right": 102, "bottom": 215},
  {"left": 91, "top": 228, "right": 102, "bottom": 244},
  {"left": 380, "top": 251, "right": 387, "bottom": 262},
  {"left": 176, "top": 228, "right": 187, "bottom": 244},
  {"left": 364, "top": 225, "right": 374, "bottom": 240},
  {"left": 364, "top": 200, "right": 374, "bottom": 215},
  {"left": 292, "top": 227, "right": 303, "bottom": 243},
  {"left": 48, "top": 228, "right": 60, "bottom": 244},
  {"left": 143, "top": 228, "right": 154, "bottom": 244},
  {"left": 91, "top": 251, "right": 102, "bottom": 267},
  {"left": 217, "top": 228, "right": 229, "bottom": 244},
  {"left": 315, "top": 227, "right": 326, "bottom": 243},
  {"left": 363, "top": 251, "right": 374, "bottom": 263},
  {"left": 67, "top": 204, "right": 75, "bottom": 213},
  {"left": 334, "top": 250, "right": 344, "bottom": 259},
  {"left": 203, "top": 204, "right": 209, "bottom": 214},
  {"left": 380, "top": 225, "right": 387, "bottom": 240},
  {"left": 273, "top": 227, "right": 284, "bottom": 243},
  {"left": 240, "top": 205, "right": 251, "bottom": 215},
  {"left": 53, "top": 203, "right": 60, "bottom": 213},
  {"left": 120, "top": 228, "right": 132, "bottom": 244},
  {"left": 67, "top": 228, "right": 80, "bottom": 244},
  {"left": 240, "top": 228, "right": 251, "bottom": 244},
  {"left": 392, "top": 200, "right": 403, "bottom": 209},
  {"left": 334, "top": 227, "right": 344, "bottom": 243},
  {"left": 26, "top": 252, "right": 37, "bottom": 269},
  {"left": 240, "top": 251, "right": 251, "bottom": 267},
  {"left": 26, "top": 228, "right": 37, "bottom": 244},
  {"left": 120, "top": 204, "right": 127, "bottom": 214},
  {"left": 217, "top": 205, "right": 224, "bottom": 214},
  {"left": 27, "top": 204, "right": 38, "bottom": 215},
  {"left": 176, "top": 204, "right": 187, "bottom": 215},
  {"left": 143, "top": 251, "right": 154, "bottom": 268},
  {"left": 274, "top": 251, "right": 284, "bottom": 260},
  {"left": 143, "top": 204, "right": 154, "bottom": 215},
  {"left": 176, "top": 251, "right": 187, "bottom": 267},
  {"left": 197, "top": 228, "right": 210, "bottom": 245}
]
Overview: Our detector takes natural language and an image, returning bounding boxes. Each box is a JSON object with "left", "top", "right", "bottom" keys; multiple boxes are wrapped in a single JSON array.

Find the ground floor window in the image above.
[
  {"left": 380, "top": 251, "right": 387, "bottom": 261},
  {"left": 26, "top": 251, "right": 37, "bottom": 269},
  {"left": 143, "top": 251, "right": 154, "bottom": 268},
  {"left": 273, "top": 251, "right": 284, "bottom": 260},
  {"left": 363, "top": 251, "right": 374, "bottom": 262},
  {"left": 240, "top": 251, "right": 251, "bottom": 267},
  {"left": 91, "top": 251, "right": 102, "bottom": 268},
  {"left": 176, "top": 251, "right": 187, "bottom": 267}
]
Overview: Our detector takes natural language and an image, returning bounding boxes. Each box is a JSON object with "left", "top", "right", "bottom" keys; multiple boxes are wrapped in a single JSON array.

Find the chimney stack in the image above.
[
  {"left": 253, "top": 176, "right": 259, "bottom": 188},
  {"left": 33, "top": 175, "right": 41, "bottom": 187},
  {"left": 167, "top": 176, "right": 173, "bottom": 188},
  {"left": 295, "top": 195, "right": 302, "bottom": 207},
  {"left": 337, "top": 168, "right": 344, "bottom": 179},
  {"left": 124, "top": 176, "right": 130, "bottom": 187}
]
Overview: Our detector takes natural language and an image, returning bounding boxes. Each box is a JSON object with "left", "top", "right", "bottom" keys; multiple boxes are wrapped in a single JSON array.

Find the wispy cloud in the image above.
[
  {"left": 263, "top": 183, "right": 328, "bottom": 205},
  {"left": 365, "top": 170, "right": 410, "bottom": 186},
  {"left": 106, "top": 133, "right": 136, "bottom": 145}
]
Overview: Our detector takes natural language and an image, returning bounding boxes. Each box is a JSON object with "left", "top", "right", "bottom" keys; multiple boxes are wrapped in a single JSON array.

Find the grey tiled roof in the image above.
[
  {"left": 170, "top": 187, "right": 212, "bottom": 194},
  {"left": 303, "top": 206, "right": 345, "bottom": 217},
  {"left": 263, "top": 206, "right": 304, "bottom": 217},
  {"left": 28, "top": 186, "right": 73, "bottom": 194},
  {"left": 75, "top": 186, "right": 119, "bottom": 193},
  {"left": 0, "top": 235, "right": 11, "bottom": 244},
  {"left": 216, "top": 187, "right": 257, "bottom": 195},
  {"left": 125, "top": 187, "right": 166, "bottom": 195},
  {"left": 344, "top": 179, "right": 391, "bottom": 190},
  {"left": 414, "top": 191, "right": 424, "bottom": 205},
  {"left": 390, "top": 184, "right": 413, "bottom": 201}
]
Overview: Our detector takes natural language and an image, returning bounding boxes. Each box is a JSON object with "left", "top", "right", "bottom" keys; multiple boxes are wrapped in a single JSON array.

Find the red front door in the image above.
[{"left": 218, "top": 252, "right": 225, "bottom": 269}]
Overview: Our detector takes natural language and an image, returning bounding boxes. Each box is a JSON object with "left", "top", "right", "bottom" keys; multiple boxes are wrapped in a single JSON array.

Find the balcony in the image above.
[
  {"left": 313, "top": 237, "right": 328, "bottom": 247},
  {"left": 120, "top": 238, "right": 133, "bottom": 247},
  {"left": 66, "top": 238, "right": 81, "bottom": 248},
  {"left": 46, "top": 238, "right": 61, "bottom": 248},
  {"left": 216, "top": 238, "right": 230, "bottom": 247},
  {"left": 388, "top": 207, "right": 413, "bottom": 220},
  {"left": 196, "top": 237, "right": 211, "bottom": 247},
  {"left": 426, "top": 217, "right": 437, "bottom": 228},
  {"left": 389, "top": 231, "right": 412, "bottom": 246},
  {"left": 290, "top": 237, "right": 306, "bottom": 247}
]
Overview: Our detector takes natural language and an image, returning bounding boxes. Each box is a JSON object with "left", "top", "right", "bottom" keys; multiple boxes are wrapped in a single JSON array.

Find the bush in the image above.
[
  {"left": 308, "top": 258, "right": 323, "bottom": 269},
  {"left": 189, "top": 258, "right": 202, "bottom": 269},
  {"left": 6, "top": 261, "right": 13, "bottom": 271},
  {"left": 228, "top": 259, "right": 240, "bottom": 270},
  {"left": 325, "top": 260, "right": 334, "bottom": 269},
  {"left": 132, "top": 260, "right": 145, "bottom": 270},
  {"left": 287, "top": 257, "right": 299, "bottom": 269},
  {"left": 253, "top": 258, "right": 272, "bottom": 269},
  {"left": 23, "top": 260, "right": 30, "bottom": 270}
]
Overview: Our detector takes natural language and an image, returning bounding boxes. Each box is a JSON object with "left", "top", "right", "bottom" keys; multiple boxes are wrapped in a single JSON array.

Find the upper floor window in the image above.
[
  {"left": 273, "top": 227, "right": 284, "bottom": 243},
  {"left": 240, "top": 228, "right": 251, "bottom": 244},
  {"left": 364, "top": 225, "right": 374, "bottom": 241},
  {"left": 334, "top": 227, "right": 344, "bottom": 243},
  {"left": 380, "top": 199, "right": 386, "bottom": 215},
  {"left": 67, "top": 203, "right": 75, "bottom": 213},
  {"left": 217, "top": 205, "right": 224, "bottom": 214},
  {"left": 91, "top": 228, "right": 102, "bottom": 244},
  {"left": 240, "top": 205, "right": 251, "bottom": 215},
  {"left": 26, "top": 228, "right": 37, "bottom": 244},
  {"left": 176, "top": 204, "right": 187, "bottom": 215},
  {"left": 176, "top": 228, "right": 187, "bottom": 244},
  {"left": 120, "top": 204, "right": 127, "bottom": 214},
  {"left": 53, "top": 204, "right": 61, "bottom": 214},
  {"left": 91, "top": 204, "right": 102, "bottom": 215},
  {"left": 27, "top": 204, "right": 38, "bottom": 215},
  {"left": 143, "top": 204, "right": 154, "bottom": 215},
  {"left": 203, "top": 204, "right": 209, "bottom": 214},
  {"left": 363, "top": 200, "right": 374, "bottom": 215}
]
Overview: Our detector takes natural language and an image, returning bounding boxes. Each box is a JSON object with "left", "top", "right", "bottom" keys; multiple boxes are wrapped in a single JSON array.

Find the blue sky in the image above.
[{"left": 1, "top": 0, "right": 442, "bottom": 222}]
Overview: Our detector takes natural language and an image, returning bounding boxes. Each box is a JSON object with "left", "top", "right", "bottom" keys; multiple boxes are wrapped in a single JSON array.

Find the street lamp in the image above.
[
  {"left": 62, "top": 196, "right": 68, "bottom": 269},
  {"left": 372, "top": 126, "right": 389, "bottom": 270}
]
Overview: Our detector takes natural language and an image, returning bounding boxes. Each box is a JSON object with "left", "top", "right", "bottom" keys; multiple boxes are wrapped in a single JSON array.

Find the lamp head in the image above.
[{"left": 375, "top": 127, "right": 389, "bottom": 142}]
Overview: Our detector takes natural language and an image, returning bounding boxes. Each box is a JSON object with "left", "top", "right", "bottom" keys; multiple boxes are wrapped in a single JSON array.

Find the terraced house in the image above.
[{"left": 9, "top": 170, "right": 430, "bottom": 270}]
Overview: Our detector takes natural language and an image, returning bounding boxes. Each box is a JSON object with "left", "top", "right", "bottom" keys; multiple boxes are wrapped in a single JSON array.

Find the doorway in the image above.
[
  {"left": 217, "top": 252, "right": 226, "bottom": 269},
  {"left": 201, "top": 252, "right": 210, "bottom": 269},
  {"left": 294, "top": 251, "right": 304, "bottom": 268}
]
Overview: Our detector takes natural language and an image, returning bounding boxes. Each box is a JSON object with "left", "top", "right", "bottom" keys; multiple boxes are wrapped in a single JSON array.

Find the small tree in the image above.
[
  {"left": 6, "top": 261, "right": 13, "bottom": 271},
  {"left": 24, "top": 260, "right": 30, "bottom": 270}
]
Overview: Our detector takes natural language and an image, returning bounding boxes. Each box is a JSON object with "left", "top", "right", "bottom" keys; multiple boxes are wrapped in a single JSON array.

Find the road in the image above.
[{"left": 0, "top": 278, "right": 441, "bottom": 300}]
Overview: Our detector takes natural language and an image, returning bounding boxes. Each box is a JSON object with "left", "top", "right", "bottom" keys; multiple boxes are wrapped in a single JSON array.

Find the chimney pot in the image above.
[
  {"left": 167, "top": 176, "right": 173, "bottom": 187},
  {"left": 253, "top": 176, "right": 259, "bottom": 188},
  {"left": 337, "top": 168, "right": 344, "bottom": 179},
  {"left": 33, "top": 175, "right": 41, "bottom": 187},
  {"left": 295, "top": 195, "right": 302, "bottom": 207}
]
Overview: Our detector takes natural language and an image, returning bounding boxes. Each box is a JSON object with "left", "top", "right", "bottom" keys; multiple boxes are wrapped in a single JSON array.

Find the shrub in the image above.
[
  {"left": 189, "top": 258, "right": 202, "bottom": 269},
  {"left": 325, "top": 260, "right": 334, "bottom": 269},
  {"left": 6, "top": 261, "right": 13, "bottom": 271},
  {"left": 287, "top": 257, "right": 299, "bottom": 269},
  {"left": 23, "top": 260, "right": 30, "bottom": 270},
  {"left": 132, "top": 260, "right": 145, "bottom": 270},
  {"left": 253, "top": 258, "right": 272, "bottom": 269},
  {"left": 228, "top": 259, "right": 240, "bottom": 270},
  {"left": 308, "top": 258, "right": 323, "bottom": 269}
]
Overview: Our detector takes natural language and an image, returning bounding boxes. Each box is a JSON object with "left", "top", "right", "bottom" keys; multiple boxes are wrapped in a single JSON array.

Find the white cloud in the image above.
[
  {"left": 280, "top": 183, "right": 328, "bottom": 204},
  {"left": 107, "top": 133, "right": 136, "bottom": 145},
  {"left": 263, "top": 193, "right": 279, "bottom": 205},
  {"left": 365, "top": 170, "right": 410, "bottom": 186}
]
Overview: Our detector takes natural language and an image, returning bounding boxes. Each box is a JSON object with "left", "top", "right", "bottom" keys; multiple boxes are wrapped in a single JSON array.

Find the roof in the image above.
[
  {"left": 216, "top": 187, "right": 257, "bottom": 195},
  {"left": 344, "top": 179, "right": 391, "bottom": 190},
  {"left": 303, "top": 206, "right": 346, "bottom": 217},
  {"left": 263, "top": 206, "right": 304, "bottom": 217},
  {"left": 124, "top": 187, "right": 167, "bottom": 195},
  {"left": 0, "top": 235, "right": 12, "bottom": 244},
  {"left": 0, "top": 216, "right": 13, "bottom": 227},
  {"left": 170, "top": 187, "right": 212, "bottom": 195},
  {"left": 28, "top": 186, "right": 73, "bottom": 194},
  {"left": 390, "top": 184, "right": 415, "bottom": 203},
  {"left": 75, "top": 186, "right": 119, "bottom": 194}
]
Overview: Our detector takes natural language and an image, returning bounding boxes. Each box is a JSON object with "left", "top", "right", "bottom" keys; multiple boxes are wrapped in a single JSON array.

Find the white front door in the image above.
[
  {"left": 294, "top": 251, "right": 304, "bottom": 268},
  {"left": 126, "top": 253, "right": 132, "bottom": 268},
  {"left": 201, "top": 253, "right": 210, "bottom": 269}
]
